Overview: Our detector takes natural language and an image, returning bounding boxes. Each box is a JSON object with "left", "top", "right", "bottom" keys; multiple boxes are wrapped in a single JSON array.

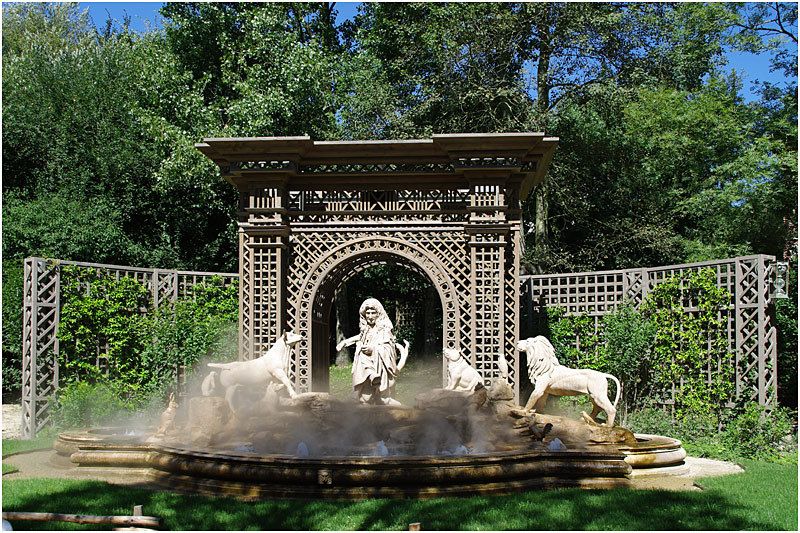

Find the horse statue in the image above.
[
  {"left": 517, "top": 336, "right": 621, "bottom": 427},
  {"left": 201, "top": 331, "right": 303, "bottom": 407}
]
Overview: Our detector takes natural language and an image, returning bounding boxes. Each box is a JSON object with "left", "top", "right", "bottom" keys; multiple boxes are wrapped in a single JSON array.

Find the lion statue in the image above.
[{"left": 517, "top": 336, "right": 621, "bottom": 427}]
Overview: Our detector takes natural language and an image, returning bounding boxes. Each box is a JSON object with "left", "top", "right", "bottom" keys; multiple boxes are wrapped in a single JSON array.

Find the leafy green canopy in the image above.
[{"left": 1, "top": 3, "right": 796, "bottom": 404}]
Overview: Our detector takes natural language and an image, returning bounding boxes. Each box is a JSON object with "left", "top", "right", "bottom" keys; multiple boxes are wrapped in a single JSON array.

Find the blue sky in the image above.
[
  {"left": 82, "top": 1, "right": 360, "bottom": 32},
  {"left": 80, "top": 1, "right": 794, "bottom": 102}
]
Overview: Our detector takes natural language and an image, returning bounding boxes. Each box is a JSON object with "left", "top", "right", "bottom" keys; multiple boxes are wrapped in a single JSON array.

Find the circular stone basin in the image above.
[
  {"left": 58, "top": 428, "right": 634, "bottom": 499},
  {"left": 54, "top": 427, "right": 150, "bottom": 456},
  {"left": 619, "top": 433, "right": 687, "bottom": 472}
]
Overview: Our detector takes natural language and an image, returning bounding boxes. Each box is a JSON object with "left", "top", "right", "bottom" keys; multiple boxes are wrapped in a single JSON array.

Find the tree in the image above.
[
  {"left": 1, "top": 4, "right": 235, "bottom": 396},
  {"left": 160, "top": 2, "right": 340, "bottom": 138},
  {"left": 339, "top": 3, "right": 737, "bottom": 259},
  {"left": 338, "top": 2, "right": 539, "bottom": 138}
]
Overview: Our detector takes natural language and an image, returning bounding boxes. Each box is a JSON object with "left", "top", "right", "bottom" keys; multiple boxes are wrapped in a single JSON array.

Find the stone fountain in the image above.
[
  {"left": 54, "top": 134, "right": 686, "bottom": 499},
  {"left": 55, "top": 325, "right": 685, "bottom": 500}
]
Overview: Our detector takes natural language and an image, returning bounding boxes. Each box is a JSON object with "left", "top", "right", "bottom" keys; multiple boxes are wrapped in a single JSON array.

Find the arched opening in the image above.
[
  {"left": 327, "top": 263, "right": 444, "bottom": 401},
  {"left": 293, "top": 236, "right": 462, "bottom": 396},
  {"left": 307, "top": 251, "right": 448, "bottom": 398}
]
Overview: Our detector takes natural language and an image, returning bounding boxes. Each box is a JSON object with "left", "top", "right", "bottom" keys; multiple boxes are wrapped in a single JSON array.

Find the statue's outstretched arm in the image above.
[
  {"left": 395, "top": 340, "right": 410, "bottom": 371},
  {"left": 336, "top": 334, "right": 360, "bottom": 352}
]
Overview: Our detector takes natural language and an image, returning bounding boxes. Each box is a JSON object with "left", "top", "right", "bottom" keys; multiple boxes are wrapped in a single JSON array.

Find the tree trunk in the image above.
[
  {"left": 334, "top": 284, "right": 351, "bottom": 367},
  {"left": 533, "top": 10, "right": 552, "bottom": 257},
  {"left": 534, "top": 180, "right": 549, "bottom": 256}
]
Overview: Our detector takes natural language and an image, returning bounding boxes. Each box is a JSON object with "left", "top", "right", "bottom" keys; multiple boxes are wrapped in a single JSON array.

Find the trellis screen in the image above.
[
  {"left": 521, "top": 255, "right": 778, "bottom": 409},
  {"left": 20, "top": 258, "right": 237, "bottom": 438},
  {"left": 22, "top": 254, "right": 780, "bottom": 437}
]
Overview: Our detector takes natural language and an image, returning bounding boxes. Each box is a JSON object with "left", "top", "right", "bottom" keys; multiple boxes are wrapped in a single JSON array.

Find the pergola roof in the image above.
[{"left": 196, "top": 132, "right": 558, "bottom": 198}]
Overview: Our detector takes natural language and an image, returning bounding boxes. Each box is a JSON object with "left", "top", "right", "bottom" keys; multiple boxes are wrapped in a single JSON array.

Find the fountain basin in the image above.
[
  {"left": 619, "top": 433, "right": 689, "bottom": 477},
  {"left": 58, "top": 428, "right": 634, "bottom": 499}
]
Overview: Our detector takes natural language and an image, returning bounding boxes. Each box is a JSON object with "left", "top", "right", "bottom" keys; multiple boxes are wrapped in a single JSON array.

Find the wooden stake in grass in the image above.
[{"left": 409, "top": 522, "right": 421, "bottom": 531}]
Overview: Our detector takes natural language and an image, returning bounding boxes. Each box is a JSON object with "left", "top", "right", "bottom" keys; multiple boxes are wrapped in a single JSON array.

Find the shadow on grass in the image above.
[{"left": 2, "top": 476, "right": 790, "bottom": 531}]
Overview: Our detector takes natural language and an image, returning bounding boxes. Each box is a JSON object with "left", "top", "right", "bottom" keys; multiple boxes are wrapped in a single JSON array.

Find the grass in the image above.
[
  {"left": 328, "top": 359, "right": 443, "bottom": 405},
  {"left": 2, "top": 428, "right": 58, "bottom": 458},
  {"left": 1, "top": 460, "right": 797, "bottom": 530},
  {"left": 696, "top": 459, "right": 798, "bottom": 530}
]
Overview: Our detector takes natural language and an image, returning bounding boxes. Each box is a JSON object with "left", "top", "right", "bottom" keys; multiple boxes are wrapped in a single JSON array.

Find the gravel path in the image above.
[
  {"left": 684, "top": 456, "right": 744, "bottom": 477},
  {"left": 2, "top": 403, "right": 23, "bottom": 440}
]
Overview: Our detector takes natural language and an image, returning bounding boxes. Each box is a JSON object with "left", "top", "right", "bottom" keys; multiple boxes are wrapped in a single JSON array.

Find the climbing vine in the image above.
[
  {"left": 58, "top": 266, "right": 151, "bottom": 388},
  {"left": 544, "top": 268, "right": 735, "bottom": 422},
  {"left": 545, "top": 307, "right": 606, "bottom": 370},
  {"left": 640, "top": 268, "right": 735, "bottom": 421},
  {"left": 57, "top": 266, "right": 238, "bottom": 410}
]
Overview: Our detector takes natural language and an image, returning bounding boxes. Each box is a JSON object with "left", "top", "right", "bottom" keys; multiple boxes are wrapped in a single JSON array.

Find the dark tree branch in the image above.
[
  {"left": 773, "top": 2, "right": 798, "bottom": 43},
  {"left": 548, "top": 77, "right": 602, "bottom": 110}
]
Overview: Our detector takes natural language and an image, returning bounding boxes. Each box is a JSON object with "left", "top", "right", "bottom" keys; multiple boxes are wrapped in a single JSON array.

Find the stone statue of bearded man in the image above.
[{"left": 340, "top": 298, "right": 401, "bottom": 405}]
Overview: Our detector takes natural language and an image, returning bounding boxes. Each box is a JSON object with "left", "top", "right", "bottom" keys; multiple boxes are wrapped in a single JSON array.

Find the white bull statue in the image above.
[{"left": 517, "top": 336, "right": 621, "bottom": 427}]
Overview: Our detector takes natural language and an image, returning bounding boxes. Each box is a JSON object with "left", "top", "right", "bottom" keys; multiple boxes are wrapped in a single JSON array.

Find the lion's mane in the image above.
[{"left": 523, "top": 336, "right": 560, "bottom": 385}]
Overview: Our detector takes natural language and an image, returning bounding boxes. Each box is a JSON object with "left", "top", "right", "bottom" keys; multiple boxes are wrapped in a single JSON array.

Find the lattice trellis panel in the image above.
[
  {"left": 201, "top": 133, "right": 558, "bottom": 404},
  {"left": 21, "top": 259, "right": 60, "bottom": 438},
  {"left": 235, "top": 187, "right": 524, "bottom": 397},
  {"left": 469, "top": 232, "right": 506, "bottom": 386},
  {"left": 522, "top": 255, "right": 779, "bottom": 407},
  {"left": 503, "top": 228, "right": 521, "bottom": 396},
  {"left": 20, "top": 258, "right": 237, "bottom": 438}
]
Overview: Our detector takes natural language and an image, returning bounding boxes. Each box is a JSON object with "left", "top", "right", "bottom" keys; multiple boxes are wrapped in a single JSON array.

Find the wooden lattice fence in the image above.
[
  {"left": 20, "top": 257, "right": 238, "bottom": 438},
  {"left": 22, "top": 254, "right": 781, "bottom": 437},
  {"left": 521, "top": 255, "right": 779, "bottom": 410}
]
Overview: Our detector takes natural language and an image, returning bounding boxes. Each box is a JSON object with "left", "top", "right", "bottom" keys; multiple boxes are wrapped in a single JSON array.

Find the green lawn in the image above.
[
  {"left": 2, "top": 459, "right": 796, "bottom": 530},
  {"left": 328, "top": 359, "right": 443, "bottom": 405},
  {"left": 2, "top": 429, "right": 58, "bottom": 457}
]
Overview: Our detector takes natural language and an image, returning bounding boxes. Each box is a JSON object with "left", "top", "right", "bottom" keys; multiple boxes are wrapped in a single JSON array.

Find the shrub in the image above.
[
  {"left": 722, "top": 403, "right": 796, "bottom": 462},
  {"left": 626, "top": 406, "right": 679, "bottom": 438},
  {"left": 1, "top": 259, "right": 25, "bottom": 399},
  {"left": 627, "top": 402, "right": 797, "bottom": 463},
  {"left": 600, "top": 303, "right": 656, "bottom": 419},
  {"left": 54, "top": 381, "right": 134, "bottom": 428},
  {"left": 545, "top": 307, "right": 606, "bottom": 369},
  {"left": 775, "top": 261, "right": 798, "bottom": 409}
]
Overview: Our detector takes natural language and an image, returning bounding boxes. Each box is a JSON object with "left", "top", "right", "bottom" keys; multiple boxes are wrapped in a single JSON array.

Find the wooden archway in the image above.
[{"left": 197, "top": 133, "right": 559, "bottom": 402}]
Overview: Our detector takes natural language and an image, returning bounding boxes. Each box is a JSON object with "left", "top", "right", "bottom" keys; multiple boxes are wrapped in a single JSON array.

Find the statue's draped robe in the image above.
[{"left": 352, "top": 325, "right": 397, "bottom": 397}]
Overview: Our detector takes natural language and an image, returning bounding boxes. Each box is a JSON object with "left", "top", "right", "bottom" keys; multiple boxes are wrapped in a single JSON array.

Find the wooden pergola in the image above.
[{"left": 197, "top": 133, "right": 558, "bottom": 400}]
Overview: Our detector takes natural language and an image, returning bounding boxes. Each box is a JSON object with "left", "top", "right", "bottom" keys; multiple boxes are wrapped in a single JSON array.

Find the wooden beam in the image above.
[{"left": 2, "top": 512, "right": 161, "bottom": 529}]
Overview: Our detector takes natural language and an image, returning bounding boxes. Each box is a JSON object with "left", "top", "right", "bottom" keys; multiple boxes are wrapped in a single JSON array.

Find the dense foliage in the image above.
[
  {"left": 2, "top": 3, "right": 796, "bottom": 410},
  {"left": 626, "top": 403, "right": 796, "bottom": 463},
  {"left": 641, "top": 269, "right": 735, "bottom": 420},
  {"left": 543, "top": 269, "right": 736, "bottom": 423},
  {"left": 54, "top": 268, "right": 237, "bottom": 427}
]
